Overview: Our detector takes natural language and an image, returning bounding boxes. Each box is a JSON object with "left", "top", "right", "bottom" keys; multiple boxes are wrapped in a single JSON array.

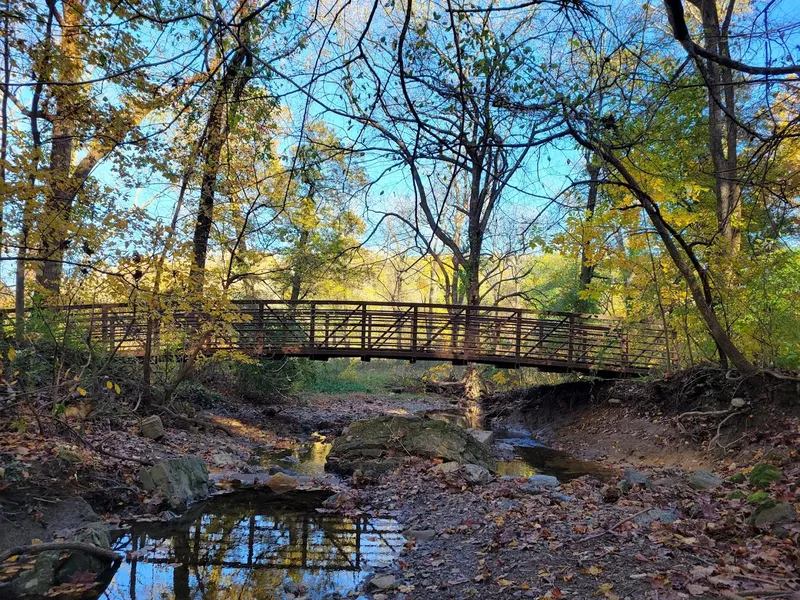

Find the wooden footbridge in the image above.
[{"left": 8, "top": 300, "right": 672, "bottom": 376}]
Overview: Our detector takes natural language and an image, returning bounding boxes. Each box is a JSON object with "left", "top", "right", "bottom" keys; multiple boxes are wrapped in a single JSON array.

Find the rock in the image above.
[
  {"left": 749, "top": 463, "right": 781, "bottom": 489},
  {"left": 608, "top": 398, "right": 623, "bottom": 405},
  {"left": 528, "top": 474, "right": 559, "bottom": 488},
  {"left": 404, "top": 529, "right": 436, "bottom": 541},
  {"left": 269, "top": 466, "right": 298, "bottom": 476},
  {"left": 267, "top": 472, "right": 299, "bottom": 494},
  {"left": 730, "top": 397, "right": 747, "bottom": 408},
  {"left": 618, "top": 468, "right": 652, "bottom": 492},
  {"left": 551, "top": 492, "right": 573, "bottom": 503},
  {"left": 688, "top": 470, "right": 723, "bottom": 490},
  {"left": 138, "top": 456, "right": 212, "bottom": 510},
  {"left": 212, "top": 452, "right": 237, "bottom": 465},
  {"left": 281, "top": 455, "right": 301, "bottom": 463},
  {"left": 520, "top": 474, "right": 559, "bottom": 494},
  {"left": 327, "top": 416, "right": 497, "bottom": 476},
  {"left": 323, "top": 491, "right": 358, "bottom": 510},
  {"left": 750, "top": 502, "right": 797, "bottom": 528},
  {"left": 55, "top": 522, "right": 112, "bottom": 584},
  {"left": 463, "top": 464, "right": 491, "bottom": 485},
  {"left": 633, "top": 508, "right": 680, "bottom": 526},
  {"left": 141, "top": 415, "right": 165, "bottom": 440},
  {"left": 496, "top": 442, "right": 515, "bottom": 453},
  {"left": 3, "top": 520, "right": 114, "bottom": 598},
  {"left": 369, "top": 574, "right": 398, "bottom": 591},
  {"left": 468, "top": 429, "right": 494, "bottom": 445},
  {"left": 431, "top": 461, "right": 461, "bottom": 474}
]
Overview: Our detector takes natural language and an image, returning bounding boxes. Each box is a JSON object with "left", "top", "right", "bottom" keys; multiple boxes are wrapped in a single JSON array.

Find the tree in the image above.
[
  {"left": 336, "top": 0, "right": 564, "bottom": 306},
  {"left": 269, "top": 125, "right": 367, "bottom": 300}
]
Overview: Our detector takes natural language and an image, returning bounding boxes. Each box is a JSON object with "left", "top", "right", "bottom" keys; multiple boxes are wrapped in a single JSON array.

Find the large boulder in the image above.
[
  {"left": 138, "top": 456, "right": 213, "bottom": 510},
  {"left": 327, "top": 416, "right": 496, "bottom": 477}
]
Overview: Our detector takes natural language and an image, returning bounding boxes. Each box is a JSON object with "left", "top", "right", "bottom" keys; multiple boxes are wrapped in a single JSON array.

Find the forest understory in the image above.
[{"left": 0, "top": 366, "right": 798, "bottom": 600}]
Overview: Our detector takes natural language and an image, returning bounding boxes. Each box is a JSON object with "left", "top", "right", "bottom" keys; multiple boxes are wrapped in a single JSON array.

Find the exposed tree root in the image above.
[{"left": 0, "top": 542, "right": 122, "bottom": 564}]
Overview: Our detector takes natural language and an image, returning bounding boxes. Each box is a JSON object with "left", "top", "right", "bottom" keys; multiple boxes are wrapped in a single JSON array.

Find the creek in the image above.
[
  {"left": 102, "top": 411, "right": 609, "bottom": 599},
  {"left": 102, "top": 489, "right": 404, "bottom": 600}
]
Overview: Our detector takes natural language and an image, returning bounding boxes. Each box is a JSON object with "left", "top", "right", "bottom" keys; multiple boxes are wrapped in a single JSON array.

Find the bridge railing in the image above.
[{"left": 1, "top": 300, "right": 672, "bottom": 374}]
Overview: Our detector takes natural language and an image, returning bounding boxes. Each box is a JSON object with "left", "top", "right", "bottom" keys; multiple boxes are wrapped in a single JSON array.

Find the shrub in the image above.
[
  {"left": 234, "top": 358, "right": 309, "bottom": 403},
  {"left": 174, "top": 381, "right": 225, "bottom": 409}
]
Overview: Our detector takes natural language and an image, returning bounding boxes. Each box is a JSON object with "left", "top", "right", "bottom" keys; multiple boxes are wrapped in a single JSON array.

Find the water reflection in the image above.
[
  {"left": 102, "top": 490, "right": 404, "bottom": 600},
  {"left": 505, "top": 446, "right": 613, "bottom": 482},
  {"left": 250, "top": 439, "right": 332, "bottom": 476},
  {"left": 422, "top": 407, "right": 482, "bottom": 429}
]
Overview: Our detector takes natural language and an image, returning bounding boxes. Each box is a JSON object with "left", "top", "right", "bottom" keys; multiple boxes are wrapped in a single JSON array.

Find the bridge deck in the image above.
[{"left": 7, "top": 300, "right": 671, "bottom": 376}]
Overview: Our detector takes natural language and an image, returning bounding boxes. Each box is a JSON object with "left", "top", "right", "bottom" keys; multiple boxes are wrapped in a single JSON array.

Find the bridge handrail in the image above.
[{"left": 0, "top": 299, "right": 664, "bottom": 326}]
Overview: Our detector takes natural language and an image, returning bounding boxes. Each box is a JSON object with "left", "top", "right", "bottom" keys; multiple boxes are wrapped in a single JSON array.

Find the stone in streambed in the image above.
[
  {"left": 266, "top": 472, "right": 298, "bottom": 494},
  {"left": 618, "top": 468, "right": 652, "bottom": 493},
  {"left": 464, "top": 464, "right": 491, "bottom": 485},
  {"left": 633, "top": 507, "right": 680, "bottom": 526},
  {"left": 520, "top": 474, "right": 559, "bottom": 494},
  {"left": 369, "top": 574, "right": 398, "bottom": 590},
  {"left": 468, "top": 428, "right": 494, "bottom": 445},
  {"left": 139, "top": 455, "right": 212, "bottom": 510},
  {"left": 431, "top": 461, "right": 461, "bottom": 474},
  {"left": 750, "top": 502, "right": 796, "bottom": 528},
  {"left": 688, "top": 470, "right": 723, "bottom": 490},
  {"left": 404, "top": 529, "right": 436, "bottom": 541},
  {"left": 141, "top": 415, "right": 165, "bottom": 440},
  {"left": 326, "top": 416, "right": 497, "bottom": 476}
]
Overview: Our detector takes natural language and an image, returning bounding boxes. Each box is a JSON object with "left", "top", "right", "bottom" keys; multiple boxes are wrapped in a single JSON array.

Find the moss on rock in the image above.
[
  {"left": 327, "top": 416, "right": 496, "bottom": 477},
  {"left": 748, "top": 463, "right": 781, "bottom": 489}
]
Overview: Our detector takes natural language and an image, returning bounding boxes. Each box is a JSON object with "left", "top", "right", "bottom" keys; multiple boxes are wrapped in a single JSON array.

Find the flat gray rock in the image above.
[
  {"left": 404, "top": 528, "right": 436, "bottom": 541},
  {"left": 751, "top": 502, "right": 797, "bottom": 528},
  {"left": 633, "top": 507, "right": 680, "bottom": 526},
  {"left": 689, "top": 470, "right": 723, "bottom": 490}
]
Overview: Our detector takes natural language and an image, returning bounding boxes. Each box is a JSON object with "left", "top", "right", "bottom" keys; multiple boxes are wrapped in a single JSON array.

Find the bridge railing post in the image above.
[
  {"left": 257, "top": 301, "right": 265, "bottom": 354},
  {"left": 412, "top": 306, "right": 418, "bottom": 355},
  {"left": 515, "top": 310, "right": 522, "bottom": 364},
  {"left": 309, "top": 303, "right": 316, "bottom": 351},
  {"left": 568, "top": 315, "right": 575, "bottom": 367},
  {"left": 361, "top": 303, "right": 367, "bottom": 351}
]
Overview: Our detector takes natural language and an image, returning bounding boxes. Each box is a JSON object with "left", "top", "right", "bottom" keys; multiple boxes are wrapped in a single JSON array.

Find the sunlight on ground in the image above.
[{"left": 210, "top": 415, "right": 275, "bottom": 444}]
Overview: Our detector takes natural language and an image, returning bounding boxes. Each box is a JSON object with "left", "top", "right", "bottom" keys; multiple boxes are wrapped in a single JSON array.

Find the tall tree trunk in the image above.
[
  {"left": 689, "top": 0, "right": 740, "bottom": 254},
  {"left": 577, "top": 159, "right": 600, "bottom": 312},
  {"left": 35, "top": 0, "right": 83, "bottom": 296},
  {"left": 189, "top": 44, "right": 252, "bottom": 294}
]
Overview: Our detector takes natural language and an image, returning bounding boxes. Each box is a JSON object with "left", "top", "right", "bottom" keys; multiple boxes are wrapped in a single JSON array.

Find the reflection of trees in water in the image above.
[{"left": 108, "top": 504, "right": 402, "bottom": 600}]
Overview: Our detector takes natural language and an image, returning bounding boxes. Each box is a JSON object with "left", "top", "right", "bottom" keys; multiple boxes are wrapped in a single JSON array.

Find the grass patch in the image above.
[{"left": 298, "top": 358, "right": 435, "bottom": 395}]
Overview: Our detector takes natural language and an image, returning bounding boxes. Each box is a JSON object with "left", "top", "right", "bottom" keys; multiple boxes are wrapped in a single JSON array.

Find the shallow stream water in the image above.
[{"left": 102, "top": 490, "right": 404, "bottom": 600}]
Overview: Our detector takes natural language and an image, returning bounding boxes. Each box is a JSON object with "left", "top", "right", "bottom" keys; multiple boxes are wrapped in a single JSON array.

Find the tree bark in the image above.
[
  {"left": 577, "top": 160, "right": 600, "bottom": 312},
  {"left": 189, "top": 45, "right": 252, "bottom": 294}
]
